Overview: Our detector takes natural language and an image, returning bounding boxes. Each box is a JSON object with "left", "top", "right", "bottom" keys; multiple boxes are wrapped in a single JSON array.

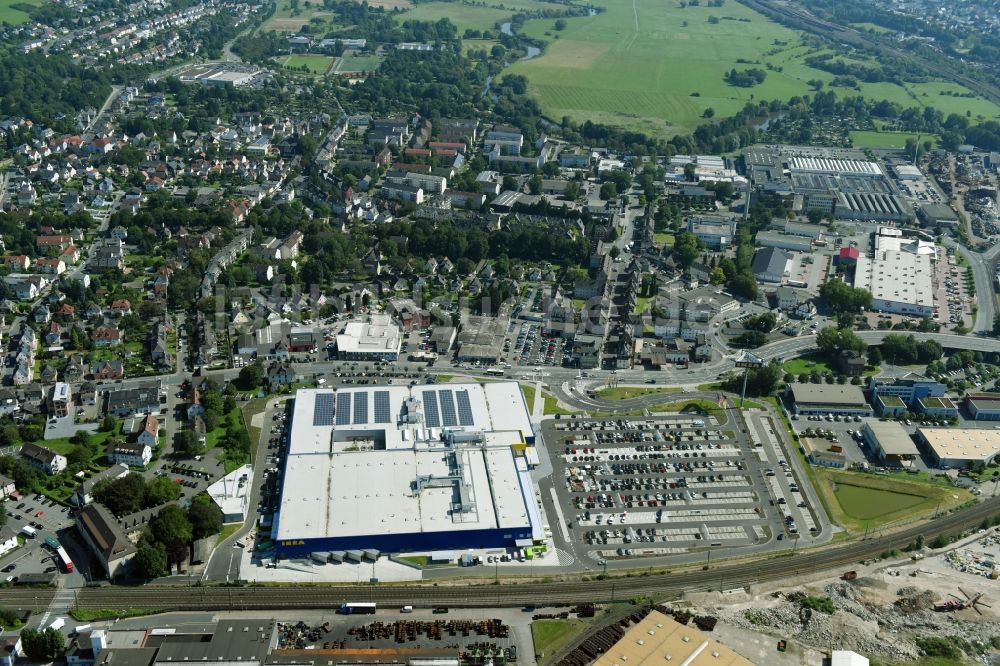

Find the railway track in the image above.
[
  {"left": 739, "top": 0, "right": 1000, "bottom": 108},
  {"left": 2, "top": 498, "right": 993, "bottom": 613}
]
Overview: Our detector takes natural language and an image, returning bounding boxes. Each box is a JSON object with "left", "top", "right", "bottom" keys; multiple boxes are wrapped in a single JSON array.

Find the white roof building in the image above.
[
  {"left": 335, "top": 314, "right": 401, "bottom": 360},
  {"left": 273, "top": 383, "right": 538, "bottom": 557}
]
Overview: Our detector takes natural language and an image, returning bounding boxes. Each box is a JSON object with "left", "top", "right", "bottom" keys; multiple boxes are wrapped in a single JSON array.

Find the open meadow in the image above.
[
  {"left": 282, "top": 54, "right": 335, "bottom": 74},
  {"left": 401, "top": 0, "right": 557, "bottom": 35},
  {"left": 505, "top": 0, "right": 1000, "bottom": 136},
  {"left": 0, "top": 0, "right": 40, "bottom": 24},
  {"left": 261, "top": 0, "right": 339, "bottom": 33}
]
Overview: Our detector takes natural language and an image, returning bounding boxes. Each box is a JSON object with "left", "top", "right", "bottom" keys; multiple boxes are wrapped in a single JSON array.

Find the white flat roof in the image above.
[
  {"left": 276, "top": 383, "right": 535, "bottom": 542},
  {"left": 854, "top": 250, "right": 934, "bottom": 309},
  {"left": 865, "top": 420, "right": 919, "bottom": 456},
  {"left": 207, "top": 464, "right": 252, "bottom": 520},
  {"left": 788, "top": 156, "right": 883, "bottom": 177},
  {"left": 920, "top": 428, "right": 1000, "bottom": 462},
  {"left": 336, "top": 315, "right": 401, "bottom": 355}
]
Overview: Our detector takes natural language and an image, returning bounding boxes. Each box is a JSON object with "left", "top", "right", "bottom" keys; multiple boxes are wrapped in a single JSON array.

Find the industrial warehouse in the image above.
[{"left": 272, "top": 383, "right": 540, "bottom": 559}]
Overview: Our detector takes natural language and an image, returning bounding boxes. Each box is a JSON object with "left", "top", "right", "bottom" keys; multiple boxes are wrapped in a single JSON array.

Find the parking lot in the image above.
[{"left": 545, "top": 413, "right": 797, "bottom": 560}]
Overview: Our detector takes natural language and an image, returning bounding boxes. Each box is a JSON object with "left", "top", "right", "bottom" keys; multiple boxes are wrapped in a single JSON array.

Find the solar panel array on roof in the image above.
[
  {"left": 373, "top": 390, "right": 390, "bottom": 424},
  {"left": 423, "top": 390, "right": 440, "bottom": 427},
  {"left": 456, "top": 390, "right": 474, "bottom": 426},
  {"left": 313, "top": 393, "right": 334, "bottom": 426},
  {"left": 335, "top": 392, "right": 352, "bottom": 425},
  {"left": 353, "top": 391, "right": 368, "bottom": 424},
  {"left": 439, "top": 389, "right": 457, "bottom": 427}
]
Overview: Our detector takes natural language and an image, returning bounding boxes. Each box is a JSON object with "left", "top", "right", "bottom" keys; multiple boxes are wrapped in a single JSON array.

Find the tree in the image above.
[
  {"left": 94, "top": 474, "right": 147, "bottom": 516},
  {"left": 528, "top": 175, "right": 543, "bottom": 195},
  {"left": 673, "top": 232, "right": 700, "bottom": 269},
  {"left": 133, "top": 542, "right": 169, "bottom": 579},
  {"left": 149, "top": 504, "right": 193, "bottom": 570},
  {"left": 20, "top": 628, "right": 64, "bottom": 661},
  {"left": 816, "top": 326, "right": 866, "bottom": 356},
  {"left": 101, "top": 415, "right": 118, "bottom": 432},
  {"left": 188, "top": 494, "right": 224, "bottom": 540},
  {"left": 599, "top": 182, "right": 617, "bottom": 200},
  {"left": 820, "top": 279, "right": 872, "bottom": 315},
  {"left": 554, "top": 18, "right": 567, "bottom": 30},
  {"left": 238, "top": 361, "right": 264, "bottom": 390},
  {"left": 733, "top": 330, "right": 767, "bottom": 348},
  {"left": 145, "top": 475, "right": 182, "bottom": 506},
  {"left": 176, "top": 428, "right": 203, "bottom": 459}
]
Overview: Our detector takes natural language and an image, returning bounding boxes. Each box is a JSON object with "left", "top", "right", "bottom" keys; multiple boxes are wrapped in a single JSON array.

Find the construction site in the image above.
[{"left": 536, "top": 528, "right": 1000, "bottom": 665}]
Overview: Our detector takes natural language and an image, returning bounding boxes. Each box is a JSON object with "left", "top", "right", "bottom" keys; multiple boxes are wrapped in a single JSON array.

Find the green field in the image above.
[
  {"left": 282, "top": 54, "right": 334, "bottom": 74},
  {"left": 336, "top": 54, "right": 383, "bottom": 73},
  {"left": 814, "top": 468, "right": 970, "bottom": 533},
  {"left": 594, "top": 386, "right": 681, "bottom": 400},
  {"left": 849, "top": 130, "right": 940, "bottom": 149},
  {"left": 505, "top": 0, "right": 1000, "bottom": 135},
  {"left": 532, "top": 619, "right": 592, "bottom": 665},
  {"left": 834, "top": 483, "right": 926, "bottom": 519},
  {"left": 261, "top": 0, "right": 336, "bottom": 32},
  {"left": 782, "top": 353, "right": 833, "bottom": 376},
  {"left": 0, "top": 0, "right": 40, "bottom": 24},
  {"left": 403, "top": 0, "right": 554, "bottom": 34}
]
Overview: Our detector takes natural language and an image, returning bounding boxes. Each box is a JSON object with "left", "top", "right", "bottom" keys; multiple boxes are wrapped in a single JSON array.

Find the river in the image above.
[{"left": 500, "top": 22, "right": 541, "bottom": 59}]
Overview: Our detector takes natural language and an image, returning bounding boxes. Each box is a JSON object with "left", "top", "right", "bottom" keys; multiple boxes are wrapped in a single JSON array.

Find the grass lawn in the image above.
[
  {"left": 653, "top": 232, "right": 675, "bottom": 245},
  {"left": 783, "top": 353, "right": 833, "bottom": 376},
  {"left": 594, "top": 386, "right": 681, "bottom": 400},
  {"left": 261, "top": 0, "right": 336, "bottom": 31},
  {"left": 70, "top": 608, "right": 161, "bottom": 622},
  {"left": 215, "top": 522, "right": 243, "bottom": 545},
  {"left": 849, "top": 130, "right": 940, "bottom": 150},
  {"left": 402, "top": 0, "right": 550, "bottom": 34},
  {"left": 813, "top": 468, "right": 971, "bottom": 533},
  {"left": 336, "top": 54, "right": 383, "bottom": 73},
  {"left": 532, "top": 619, "right": 592, "bottom": 665},
  {"left": 505, "top": 0, "right": 1000, "bottom": 136},
  {"left": 282, "top": 55, "right": 334, "bottom": 75},
  {"left": 543, "top": 393, "right": 575, "bottom": 416},
  {"left": 0, "top": 0, "right": 40, "bottom": 24},
  {"left": 461, "top": 39, "right": 500, "bottom": 56},
  {"left": 521, "top": 384, "right": 536, "bottom": 412}
]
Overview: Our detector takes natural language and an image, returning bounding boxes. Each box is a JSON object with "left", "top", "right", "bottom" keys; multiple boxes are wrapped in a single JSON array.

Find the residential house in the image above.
[
  {"left": 72, "top": 465, "right": 129, "bottom": 507},
  {"left": 59, "top": 245, "right": 80, "bottom": 265},
  {"left": 110, "top": 299, "right": 132, "bottom": 316},
  {"left": 0, "top": 527, "right": 17, "bottom": 557},
  {"left": 266, "top": 361, "right": 296, "bottom": 388},
  {"left": 150, "top": 322, "right": 169, "bottom": 367},
  {"left": 136, "top": 414, "right": 159, "bottom": 448},
  {"left": 45, "top": 321, "right": 62, "bottom": 346},
  {"left": 75, "top": 502, "right": 137, "bottom": 580},
  {"left": 104, "top": 382, "right": 161, "bottom": 418},
  {"left": 63, "top": 355, "right": 85, "bottom": 383},
  {"left": 109, "top": 441, "right": 152, "bottom": 468},
  {"left": 47, "top": 382, "right": 72, "bottom": 417},
  {"left": 20, "top": 442, "right": 67, "bottom": 474},
  {"left": 3, "top": 255, "right": 29, "bottom": 271},
  {"left": 35, "top": 257, "right": 66, "bottom": 276},
  {"left": 93, "top": 327, "right": 123, "bottom": 347},
  {"left": 0, "top": 473, "right": 15, "bottom": 498},
  {"left": 91, "top": 360, "right": 124, "bottom": 380}
]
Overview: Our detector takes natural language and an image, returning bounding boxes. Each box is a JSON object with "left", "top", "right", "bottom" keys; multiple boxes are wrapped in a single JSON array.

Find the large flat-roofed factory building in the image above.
[{"left": 272, "top": 382, "right": 539, "bottom": 558}]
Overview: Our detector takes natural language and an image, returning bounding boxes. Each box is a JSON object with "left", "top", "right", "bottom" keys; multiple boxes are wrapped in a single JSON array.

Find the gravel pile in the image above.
[{"left": 715, "top": 580, "right": 1000, "bottom": 661}]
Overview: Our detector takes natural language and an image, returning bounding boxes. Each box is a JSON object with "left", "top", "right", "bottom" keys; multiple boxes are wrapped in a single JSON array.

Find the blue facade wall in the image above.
[{"left": 275, "top": 525, "right": 533, "bottom": 559}]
